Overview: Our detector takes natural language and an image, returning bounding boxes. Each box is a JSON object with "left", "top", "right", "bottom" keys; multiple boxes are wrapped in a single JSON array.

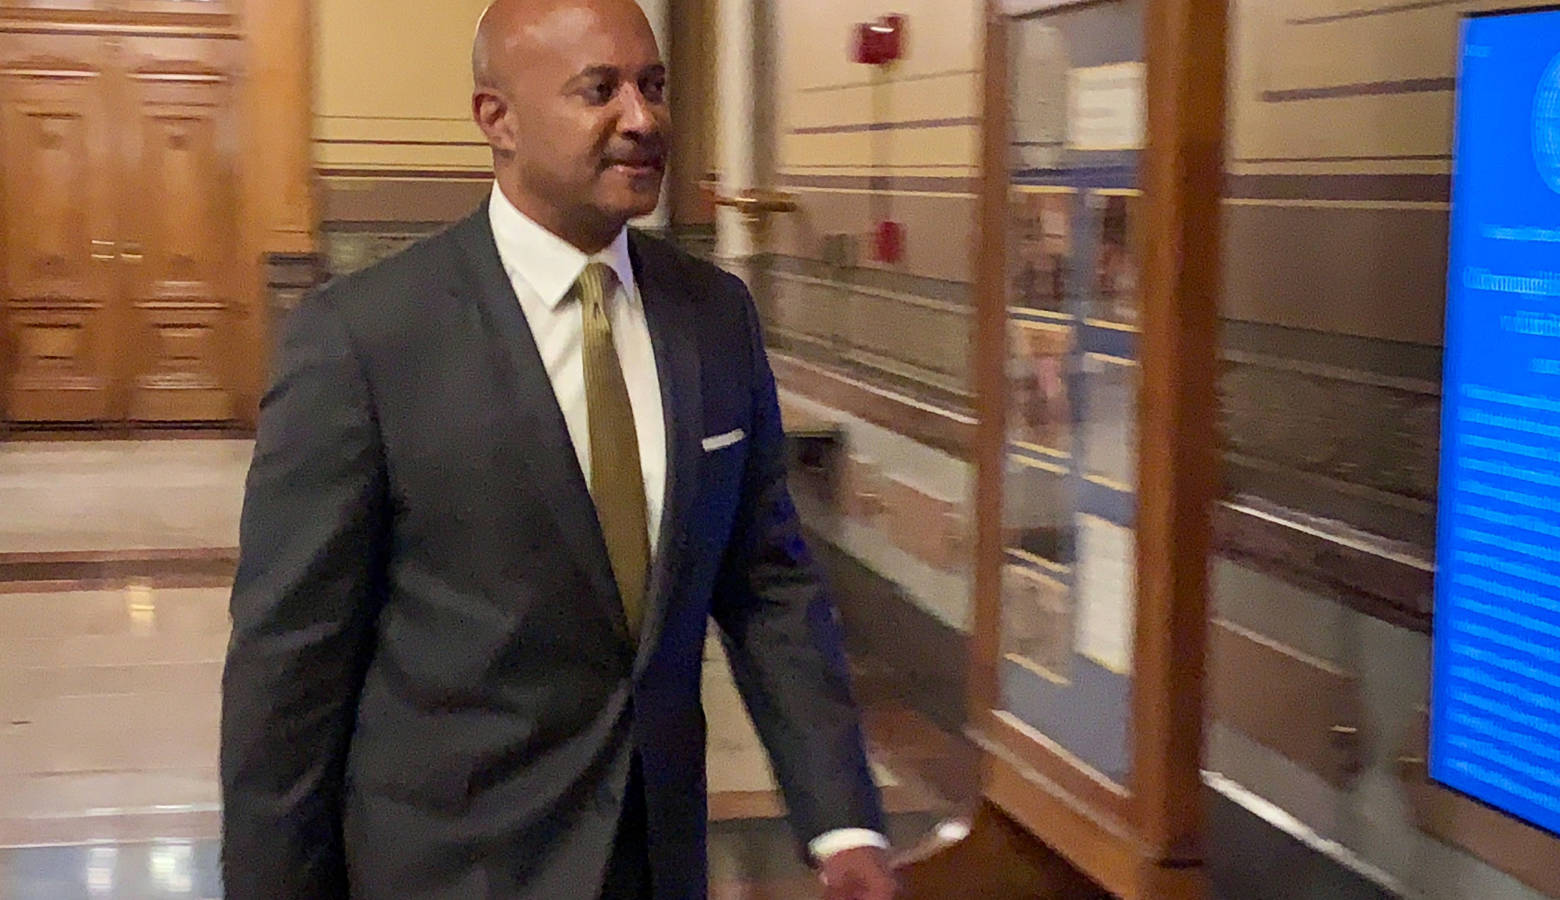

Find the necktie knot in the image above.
[{"left": 576, "top": 262, "right": 618, "bottom": 313}]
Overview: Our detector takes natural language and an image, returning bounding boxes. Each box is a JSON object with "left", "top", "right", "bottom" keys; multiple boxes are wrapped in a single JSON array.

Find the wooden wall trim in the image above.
[
  {"left": 981, "top": 744, "right": 1142, "bottom": 900},
  {"left": 981, "top": 709, "right": 1133, "bottom": 827},
  {"left": 237, "top": 0, "right": 313, "bottom": 426},
  {"left": 981, "top": 748, "right": 1205, "bottom": 900},
  {"left": 242, "top": 0, "right": 314, "bottom": 252},
  {"left": 967, "top": 1, "right": 1011, "bottom": 724},
  {"left": 1130, "top": 0, "right": 1228, "bottom": 861}
]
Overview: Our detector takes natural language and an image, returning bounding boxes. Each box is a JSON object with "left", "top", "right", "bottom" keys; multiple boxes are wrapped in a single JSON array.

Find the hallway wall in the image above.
[
  {"left": 760, "top": 1, "right": 1559, "bottom": 898},
  {"left": 1209, "top": 0, "right": 1555, "bottom": 897},
  {"left": 761, "top": 0, "right": 986, "bottom": 672},
  {"left": 769, "top": 0, "right": 982, "bottom": 407},
  {"left": 313, "top": 0, "right": 493, "bottom": 234}
]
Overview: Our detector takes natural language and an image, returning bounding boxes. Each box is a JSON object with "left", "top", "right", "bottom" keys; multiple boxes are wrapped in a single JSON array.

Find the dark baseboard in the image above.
[
  {"left": 1206, "top": 782, "right": 1397, "bottom": 900},
  {"left": 804, "top": 528, "right": 968, "bottom": 735}
]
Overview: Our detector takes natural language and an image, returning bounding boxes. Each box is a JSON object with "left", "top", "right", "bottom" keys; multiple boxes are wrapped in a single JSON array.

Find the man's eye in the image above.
[
  {"left": 587, "top": 81, "right": 614, "bottom": 103},
  {"left": 643, "top": 78, "right": 667, "bottom": 102}
]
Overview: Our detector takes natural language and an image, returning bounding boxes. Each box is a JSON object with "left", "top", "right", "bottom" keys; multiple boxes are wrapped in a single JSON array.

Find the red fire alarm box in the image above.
[
  {"left": 853, "top": 14, "right": 906, "bottom": 65},
  {"left": 873, "top": 220, "right": 904, "bottom": 264}
]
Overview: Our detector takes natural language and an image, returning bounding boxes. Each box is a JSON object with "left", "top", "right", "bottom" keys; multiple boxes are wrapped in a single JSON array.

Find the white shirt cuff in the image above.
[{"left": 807, "top": 828, "right": 891, "bottom": 861}]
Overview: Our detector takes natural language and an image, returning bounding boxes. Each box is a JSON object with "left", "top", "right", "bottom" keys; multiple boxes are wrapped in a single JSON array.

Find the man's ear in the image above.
[{"left": 473, "top": 89, "right": 516, "bottom": 154}]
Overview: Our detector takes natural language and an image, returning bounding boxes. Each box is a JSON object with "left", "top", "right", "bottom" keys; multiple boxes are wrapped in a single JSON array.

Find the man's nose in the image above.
[{"left": 617, "top": 86, "right": 660, "bottom": 136}]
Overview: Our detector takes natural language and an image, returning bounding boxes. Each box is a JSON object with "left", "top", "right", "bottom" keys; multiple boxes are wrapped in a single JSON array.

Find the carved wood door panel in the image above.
[
  {"left": 0, "top": 32, "right": 242, "bottom": 426},
  {"left": 0, "top": 34, "right": 121, "bottom": 422},
  {"left": 118, "top": 37, "right": 239, "bottom": 422}
]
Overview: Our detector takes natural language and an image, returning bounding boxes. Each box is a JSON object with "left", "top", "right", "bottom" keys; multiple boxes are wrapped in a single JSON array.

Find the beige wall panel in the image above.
[
  {"left": 320, "top": 176, "right": 490, "bottom": 223},
  {"left": 315, "top": 0, "right": 490, "bottom": 123},
  {"left": 315, "top": 142, "right": 491, "bottom": 171},
  {"left": 315, "top": 117, "right": 483, "bottom": 144},
  {"left": 1222, "top": 203, "right": 1449, "bottom": 345},
  {"left": 885, "top": 191, "right": 977, "bottom": 283},
  {"left": 1253, "top": 0, "right": 1539, "bottom": 93},
  {"left": 1258, "top": 6, "right": 1456, "bottom": 91},
  {"left": 848, "top": 291, "right": 970, "bottom": 379},
  {"left": 1230, "top": 92, "right": 1454, "bottom": 163},
  {"left": 773, "top": 188, "right": 871, "bottom": 261},
  {"left": 785, "top": 71, "right": 980, "bottom": 132},
  {"left": 1226, "top": 0, "right": 1543, "bottom": 167},
  {"left": 773, "top": 0, "right": 982, "bottom": 176},
  {"left": 780, "top": 126, "right": 980, "bottom": 170},
  {"left": 772, "top": 276, "right": 845, "bottom": 343},
  {"left": 774, "top": 0, "right": 981, "bottom": 94},
  {"left": 774, "top": 190, "right": 976, "bottom": 283},
  {"left": 315, "top": 0, "right": 491, "bottom": 171}
]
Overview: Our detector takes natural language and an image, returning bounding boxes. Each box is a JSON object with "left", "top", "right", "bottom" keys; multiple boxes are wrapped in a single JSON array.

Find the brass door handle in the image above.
[
  {"left": 715, "top": 188, "right": 798, "bottom": 217},
  {"left": 90, "top": 239, "right": 115, "bottom": 261},
  {"left": 700, "top": 184, "right": 798, "bottom": 224}
]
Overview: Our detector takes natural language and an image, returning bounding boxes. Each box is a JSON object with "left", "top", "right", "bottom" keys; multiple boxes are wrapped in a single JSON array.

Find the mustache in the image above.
[{"left": 601, "top": 142, "right": 668, "bottom": 168}]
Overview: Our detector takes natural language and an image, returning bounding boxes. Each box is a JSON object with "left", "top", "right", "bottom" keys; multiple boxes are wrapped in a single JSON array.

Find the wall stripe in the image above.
[
  {"left": 316, "top": 168, "right": 492, "bottom": 180},
  {"left": 776, "top": 172, "right": 1451, "bottom": 203},
  {"left": 1225, "top": 172, "right": 1448, "bottom": 202},
  {"left": 789, "top": 116, "right": 980, "bottom": 135},
  {"left": 779, "top": 173, "right": 975, "bottom": 193},
  {"left": 1286, "top": 0, "right": 1468, "bottom": 26},
  {"left": 1260, "top": 77, "right": 1456, "bottom": 103},
  {"left": 797, "top": 67, "right": 978, "bottom": 93}
]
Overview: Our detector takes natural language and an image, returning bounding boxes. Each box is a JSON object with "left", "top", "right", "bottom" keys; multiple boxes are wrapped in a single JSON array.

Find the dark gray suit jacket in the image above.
[{"left": 219, "top": 210, "right": 884, "bottom": 899}]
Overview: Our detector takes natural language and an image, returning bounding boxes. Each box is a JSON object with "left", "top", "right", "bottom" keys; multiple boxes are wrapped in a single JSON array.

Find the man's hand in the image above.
[{"left": 819, "top": 846, "right": 897, "bottom": 900}]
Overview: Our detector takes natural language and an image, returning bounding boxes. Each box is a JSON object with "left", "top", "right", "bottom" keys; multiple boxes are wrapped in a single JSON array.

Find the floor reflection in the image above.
[
  {"left": 0, "top": 840, "right": 221, "bottom": 900},
  {"left": 0, "top": 440, "right": 973, "bottom": 898}
]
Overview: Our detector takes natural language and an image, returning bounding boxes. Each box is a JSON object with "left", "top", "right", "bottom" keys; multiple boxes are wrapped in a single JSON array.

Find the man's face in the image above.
[{"left": 476, "top": 2, "right": 670, "bottom": 239}]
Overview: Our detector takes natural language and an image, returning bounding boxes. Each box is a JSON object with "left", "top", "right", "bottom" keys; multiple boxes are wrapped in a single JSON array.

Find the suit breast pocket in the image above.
[
  {"left": 701, "top": 427, "right": 746, "bottom": 453},
  {"left": 698, "top": 422, "right": 748, "bottom": 483},
  {"left": 688, "top": 424, "right": 748, "bottom": 554}
]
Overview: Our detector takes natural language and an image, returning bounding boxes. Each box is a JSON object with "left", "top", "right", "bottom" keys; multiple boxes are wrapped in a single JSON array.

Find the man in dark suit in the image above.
[{"left": 219, "top": 0, "right": 896, "bottom": 897}]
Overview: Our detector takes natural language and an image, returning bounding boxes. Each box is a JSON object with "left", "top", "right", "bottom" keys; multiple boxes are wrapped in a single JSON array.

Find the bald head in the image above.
[
  {"left": 470, "top": 0, "right": 668, "bottom": 251},
  {"left": 473, "top": 0, "right": 654, "bottom": 90}
]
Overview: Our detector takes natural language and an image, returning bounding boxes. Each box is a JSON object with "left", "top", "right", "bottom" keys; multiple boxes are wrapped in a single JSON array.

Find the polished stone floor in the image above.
[
  {"left": 0, "top": 441, "right": 249, "bottom": 555},
  {"left": 0, "top": 439, "right": 970, "bottom": 897}
]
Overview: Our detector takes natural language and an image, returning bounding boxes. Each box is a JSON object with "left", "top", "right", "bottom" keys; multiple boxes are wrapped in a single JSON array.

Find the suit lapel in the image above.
[
  {"left": 450, "top": 211, "right": 630, "bottom": 644},
  {"left": 632, "top": 233, "right": 702, "bottom": 674}
]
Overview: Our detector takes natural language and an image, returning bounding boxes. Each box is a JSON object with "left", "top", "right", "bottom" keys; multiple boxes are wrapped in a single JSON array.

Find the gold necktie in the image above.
[{"left": 576, "top": 262, "right": 649, "bottom": 640}]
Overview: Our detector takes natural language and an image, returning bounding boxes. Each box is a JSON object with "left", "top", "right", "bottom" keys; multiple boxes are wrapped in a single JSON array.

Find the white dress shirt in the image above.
[
  {"left": 486, "top": 185, "right": 887, "bottom": 864},
  {"left": 488, "top": 184, "right": 667, "bottom": 551}
]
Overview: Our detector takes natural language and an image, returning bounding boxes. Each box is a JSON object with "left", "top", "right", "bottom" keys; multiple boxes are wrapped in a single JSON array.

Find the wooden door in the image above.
[
  {"left": 0, "top": 34, "right": 120, "bottom": 423},
  {"left": 117, "top": 36, "right": 239, "bottom": 423},
  {"left": 0, "top": 30, "right": 244, "bottom": 427}
]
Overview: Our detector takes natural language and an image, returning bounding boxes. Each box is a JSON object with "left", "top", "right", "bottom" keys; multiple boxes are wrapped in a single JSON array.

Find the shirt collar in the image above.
[{"left": 487, "top": 182, "right": 636, "bottom": 310}]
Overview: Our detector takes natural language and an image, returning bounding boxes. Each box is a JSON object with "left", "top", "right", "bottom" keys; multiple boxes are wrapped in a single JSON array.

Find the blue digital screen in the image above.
[{"left": 1431, "top": 8, "right": 1560, "bottom": 837}]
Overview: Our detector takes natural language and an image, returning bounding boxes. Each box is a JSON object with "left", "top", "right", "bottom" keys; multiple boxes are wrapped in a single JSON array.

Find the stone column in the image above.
[
  {"left": 713, "top": 0, "right": 758, "bottom": 262},
  {"left": 636, "top": 0, "right": 673, "bottom": 230}
]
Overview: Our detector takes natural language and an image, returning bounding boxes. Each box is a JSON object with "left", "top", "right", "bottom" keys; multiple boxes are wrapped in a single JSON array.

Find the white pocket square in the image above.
[{"left": 701, "top": 428, "right": 746, "bottom": 452}]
